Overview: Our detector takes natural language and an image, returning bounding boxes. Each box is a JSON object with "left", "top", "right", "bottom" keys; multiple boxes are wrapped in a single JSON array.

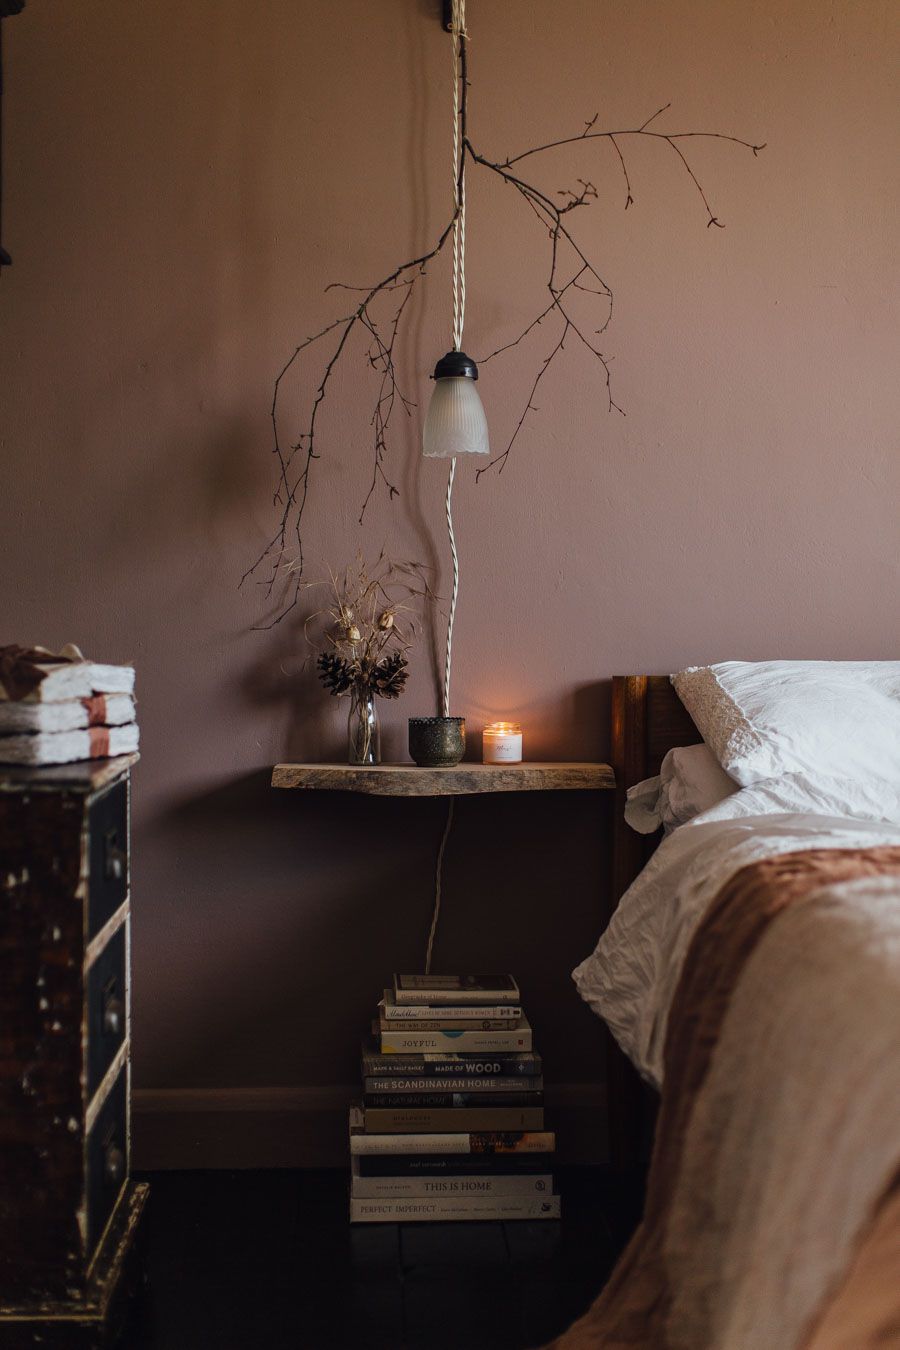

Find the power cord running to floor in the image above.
[
  {"left": 424, "top": 798, "right": 455, "bottom": 974},
  {"left": 423, "top": 0, "right": 467, "bottom": 975}
]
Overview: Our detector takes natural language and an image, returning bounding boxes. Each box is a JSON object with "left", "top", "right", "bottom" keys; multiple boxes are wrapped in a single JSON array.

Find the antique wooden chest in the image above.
[{"left": 0, "top": 755, "right": 147, "bottom": 1346}]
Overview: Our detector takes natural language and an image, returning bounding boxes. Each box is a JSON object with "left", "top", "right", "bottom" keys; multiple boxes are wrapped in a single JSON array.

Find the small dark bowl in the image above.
[{"left": 408, "top": 716, "right": 466, "bottom": 767}]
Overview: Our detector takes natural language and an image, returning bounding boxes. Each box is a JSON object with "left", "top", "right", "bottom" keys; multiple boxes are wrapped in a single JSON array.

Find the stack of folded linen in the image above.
[{"left": 0, "top": 644, "right": 139, "bottom": 765}]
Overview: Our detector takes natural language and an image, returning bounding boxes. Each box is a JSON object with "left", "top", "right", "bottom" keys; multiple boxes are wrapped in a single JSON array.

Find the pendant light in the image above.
[
  {"left": 424, "top": 0, "right": 488, "bottom": 722},
  {"left": 422, "top": 351, "right": 489, "bottom": 460}
]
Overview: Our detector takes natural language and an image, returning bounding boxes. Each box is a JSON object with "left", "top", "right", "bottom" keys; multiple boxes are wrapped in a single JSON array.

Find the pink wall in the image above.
[{"left": 1, "top": 0, "right": 897, "bottom": 1160}]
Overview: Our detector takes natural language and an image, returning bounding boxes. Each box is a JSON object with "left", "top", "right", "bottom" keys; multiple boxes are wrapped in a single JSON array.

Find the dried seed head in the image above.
[
  {"left": 378, "top": 611, "right": 395, "bottom": 631},
  {"left": 347, "top": 625, "right": 362, "bottom": 642}
]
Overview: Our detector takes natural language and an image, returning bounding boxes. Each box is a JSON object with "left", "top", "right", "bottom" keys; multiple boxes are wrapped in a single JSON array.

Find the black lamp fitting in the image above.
[{"left": 432, "top": 350, "right": 479, "bottom": 381}]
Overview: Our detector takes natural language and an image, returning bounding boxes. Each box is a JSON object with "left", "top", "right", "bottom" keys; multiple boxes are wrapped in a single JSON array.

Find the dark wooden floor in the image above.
[{"left": 119, "top": 1168, "right": 640, "bottom": 1350}]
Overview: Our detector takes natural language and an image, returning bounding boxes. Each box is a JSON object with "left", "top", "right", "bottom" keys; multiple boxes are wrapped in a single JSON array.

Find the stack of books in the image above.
[
  {"left": 0, "top": 648, "right": 138, "bottom": 765},
  {"left": 349, "top": 974, "right": 559, "bottom": 1224}
]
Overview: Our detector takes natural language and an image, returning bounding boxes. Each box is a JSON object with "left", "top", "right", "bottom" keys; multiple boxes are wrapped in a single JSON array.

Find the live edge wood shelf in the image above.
[{"left": 271, "top": 761, "right": 615, "bottom": 796}]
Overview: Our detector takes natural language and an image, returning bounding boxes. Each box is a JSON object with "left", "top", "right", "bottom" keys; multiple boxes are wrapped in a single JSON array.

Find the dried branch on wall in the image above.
[{"left": 243, "top": 31, "right": 764, "bottom": 627}]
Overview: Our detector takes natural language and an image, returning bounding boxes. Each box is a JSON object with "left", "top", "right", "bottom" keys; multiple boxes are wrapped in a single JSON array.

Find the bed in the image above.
[
  {"left": 552, "top": 667, "right": 900, "bottom": 1350},
  {"left": 604, "top": 676, "right": 703, "bottom": 1171}
]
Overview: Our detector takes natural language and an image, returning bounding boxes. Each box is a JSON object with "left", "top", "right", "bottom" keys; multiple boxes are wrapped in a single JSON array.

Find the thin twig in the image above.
[
  {"left": 246, "top": 87, "right": 764, "bottom": 624},
  {"left": 477, "top": 320, "right": 571, "bottom": 481}
]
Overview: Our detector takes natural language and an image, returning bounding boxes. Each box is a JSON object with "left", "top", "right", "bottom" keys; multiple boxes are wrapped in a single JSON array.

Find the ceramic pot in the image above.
[{"left": 408, "top": 716, "right": 465, "bottom": 767}]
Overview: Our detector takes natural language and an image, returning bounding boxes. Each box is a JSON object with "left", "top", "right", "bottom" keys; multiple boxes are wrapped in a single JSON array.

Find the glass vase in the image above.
[{"left": 348, "top": 684, "right": 380, "bottom": 766}]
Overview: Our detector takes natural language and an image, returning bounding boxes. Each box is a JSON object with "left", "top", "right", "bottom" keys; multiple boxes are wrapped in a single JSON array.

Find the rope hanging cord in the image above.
[
  {"left": 442, "top": 0, "right": 466, "bottom": 721},
  {"left": 426, "top": 0, "right": 466, "bottom": 973},
  {"left": 442, "top": 460, "right": 458, "bottom": 719},
  {"left": 450, "top": 0, "right": 466, "bottom": 353}
]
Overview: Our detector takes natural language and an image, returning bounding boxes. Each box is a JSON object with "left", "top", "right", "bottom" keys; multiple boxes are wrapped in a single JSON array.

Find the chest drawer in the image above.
[
  {"left": 86, "top": 923, "right": 127, "bottom": 1097},
  {"left": 0, "top": 756, "right": 144, "bottom": 1334},
  {"left": 87, "top": 778, "right": 129, "bottom": 937},
  {"left": 86, "top": 1067, "right": 127, "bottom": 1258}
]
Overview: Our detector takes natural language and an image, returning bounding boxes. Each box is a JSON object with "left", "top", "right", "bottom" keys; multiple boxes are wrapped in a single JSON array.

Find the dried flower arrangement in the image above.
[{"left": 305, "top": 554, "right": 434, "bottom": 763}]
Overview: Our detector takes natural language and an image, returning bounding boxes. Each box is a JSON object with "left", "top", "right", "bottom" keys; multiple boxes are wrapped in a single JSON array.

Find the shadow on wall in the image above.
[
  {"left": 95, "top": 410, "right": 266, "bottom": 572},
  {"left": 235, "top": 613, "right": 427, "bottom": 764},
  {"left": 397, "top": 0, "right": 445, "bottom": 715},
  {"left": 462, "top": 679, "right": 609, "bottom": 762},
  {"left": 132, "top": 766, "right": 613, "bottom": 1093},
  {"left": 133, "top": 768, "right": 453, "bottom": 1088},
  {"left": 239, "top": 623, "right": 341, "bottom": 763},
  {"left": 247, "top": 670, "right": 610, "bottom": 767},
  {"left": 239, "top": 0, "right": 454, "bottom": 703}
]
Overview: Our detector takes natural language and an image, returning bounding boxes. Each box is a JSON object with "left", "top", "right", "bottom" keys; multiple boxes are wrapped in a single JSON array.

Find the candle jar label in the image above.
[{"left": 483, "top": 726, "right": 523, "bottom": 764}]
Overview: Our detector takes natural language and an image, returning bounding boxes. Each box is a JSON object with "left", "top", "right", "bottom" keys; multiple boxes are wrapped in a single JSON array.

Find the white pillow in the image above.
[
  {"left": 625, "top": 743, "right": 738, "bottom": 835},
  {"left": 672, "top": 661, "right": 900, "bottom": 790}
]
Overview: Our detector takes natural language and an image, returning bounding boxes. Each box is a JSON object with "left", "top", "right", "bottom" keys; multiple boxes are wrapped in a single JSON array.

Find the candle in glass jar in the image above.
[{"left": 483, "top": 721, "right": 523, "bottom": 764}]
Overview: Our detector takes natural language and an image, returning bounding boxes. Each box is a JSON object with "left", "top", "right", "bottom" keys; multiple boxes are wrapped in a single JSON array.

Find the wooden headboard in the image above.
[
  {"left": 606, "top": 676, "right": 702, "bottom": 1172},
  {"left": 611, "top": 675, "right": 701, "bottom": 904}
]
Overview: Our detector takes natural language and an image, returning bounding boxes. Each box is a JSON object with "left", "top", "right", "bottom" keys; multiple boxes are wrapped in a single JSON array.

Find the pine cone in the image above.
[
  {"left": 370, "top": 651, "right": 409, "bottom": 700},
  {"left": 317, "top": 651, "right": 354, "bottom": 695}
]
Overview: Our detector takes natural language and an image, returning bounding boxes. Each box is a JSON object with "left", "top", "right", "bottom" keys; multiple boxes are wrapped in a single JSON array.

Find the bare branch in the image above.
[
  {"left": 245, "top": 69, "right": 764, "bottom": 624},
  {"left": 607, "top": 134, "right": 633, "bottom": 209},
  {"left": 356, "top": 276, "right": 419, "bottom": 524},
  {"left": 504, "top": 108, "right": 764, "bottom": 169},
  {"left": 659, "top": 134, "right": 724, "bottom": 227},
  {"left": 476, "top": 320, "right": 571, "bottom": 481},
  {"left": 639, "top": 101, "right": 672, "bottom": 131}
]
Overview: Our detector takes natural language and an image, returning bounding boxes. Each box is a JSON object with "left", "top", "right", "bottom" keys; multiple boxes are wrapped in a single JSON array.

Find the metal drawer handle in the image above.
[
  {"left": 104, "top": 1143, "right": 125, "bottom": 1188},
  {"left": 104, "top": 829, "right": 126, "bottom": 882},
  {"left": 103, "top": 994, "right": 124, "bottom": 1038}
]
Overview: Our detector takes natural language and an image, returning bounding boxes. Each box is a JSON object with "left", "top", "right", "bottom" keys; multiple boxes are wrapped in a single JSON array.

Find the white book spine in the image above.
[
  {"left": 350, "top": 1194, "right": 560, "bottom": 1223},
  {"left": 393, "top": 983, "right": 519, "bottom": 1006},
  {"left": 0, "top": 665, "right": 92, "bottom": 702},
  {"left": 348, "top": 1118, "right": 556, "bottom": 1157},
  {"left": 351, "top": 1132, "right": 473, "bottom": 1155},
  {"left": 380, "top": 1025, "right": 532, "bottom": 1054},
  {"left": 382, "top": 1003, "right": 522, "bottom": 1021},
  {"left": 350, "top": 1172, "right": 553, "bottom": 1199},
  {"left": 363, "top": 1107, "right": 544, "bottom": 1134},
  {"left": 0, "top": 722, "right": 140, "bottom": 766},
  {"left": 362, "top": 1077, "right": 542, "bottom": 1094},
  {"left": 0, "top": 662, "right": 135, "bottom": 703},
  {"left": 0, "top": 693, "right": 136, "bottom": 733}
]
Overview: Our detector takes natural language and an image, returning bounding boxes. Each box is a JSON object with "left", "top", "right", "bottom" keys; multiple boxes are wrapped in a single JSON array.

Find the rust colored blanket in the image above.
[{"left": 549, "top": 848, "right": 900, "bottom": 1350}]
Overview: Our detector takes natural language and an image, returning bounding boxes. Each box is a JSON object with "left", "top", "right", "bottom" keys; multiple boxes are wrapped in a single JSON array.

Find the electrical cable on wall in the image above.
[
  {"left": 424, "top": 796, "right": 455, "bottom": 975},
  {"left": 442, "top": 0, "right": 466, "bottom": 722},
  {"left": 425, "top": 0, "right": 467, "bottom": 974}
]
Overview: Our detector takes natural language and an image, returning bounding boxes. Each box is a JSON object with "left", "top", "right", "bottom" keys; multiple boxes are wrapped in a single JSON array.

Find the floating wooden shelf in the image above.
[{"left": 271, "top": 761, "right": 615, "bottom": 796}]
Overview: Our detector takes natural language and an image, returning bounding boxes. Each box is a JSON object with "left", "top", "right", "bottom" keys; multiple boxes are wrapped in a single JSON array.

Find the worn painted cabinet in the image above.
[{"left": 0, "top": 756, "right": 147, "bottom": 1347}]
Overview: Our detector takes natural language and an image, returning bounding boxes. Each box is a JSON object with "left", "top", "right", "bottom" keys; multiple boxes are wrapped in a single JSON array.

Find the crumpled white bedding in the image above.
[{"left": 573, "top": 776, "right": 900, "bottom": 1086}]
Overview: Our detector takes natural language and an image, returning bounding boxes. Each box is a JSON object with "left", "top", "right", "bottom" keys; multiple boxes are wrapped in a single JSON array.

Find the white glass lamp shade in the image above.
[{"left": 422, "top": 353, "right": 490, "bottom": 458}]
